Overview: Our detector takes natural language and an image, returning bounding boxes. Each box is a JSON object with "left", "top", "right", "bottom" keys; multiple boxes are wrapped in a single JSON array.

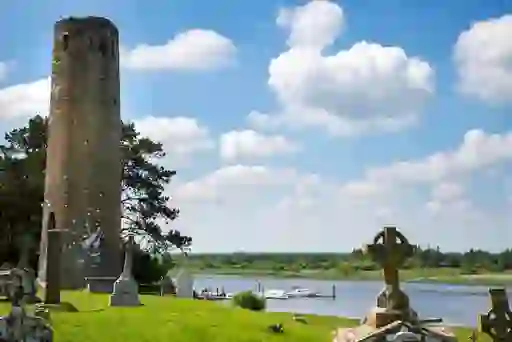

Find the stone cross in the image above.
[
  {"left": 365, "top": 227, "right": 414, "bottom": 291},
  {"left": 479, "top": 288, "right": 512, "bottom": 342},
  {"left": 42, "top": 212, "right": 63, "bottom": 304},
  {"left": 120, "top": 235, "right": 135, "bottom": 279},
  {"left": 364, "top": 227, "right": 415, "bottom": 313}
]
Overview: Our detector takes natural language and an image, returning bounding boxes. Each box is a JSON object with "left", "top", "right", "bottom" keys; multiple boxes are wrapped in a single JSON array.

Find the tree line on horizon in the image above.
[{"left": 187, "top": 246, "right": 512, "bottom": 273}]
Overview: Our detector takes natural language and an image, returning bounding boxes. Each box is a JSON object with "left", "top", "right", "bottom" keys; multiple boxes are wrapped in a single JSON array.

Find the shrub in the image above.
[
  {"left": 132, "top": 249, "right": 169, "bottom": 284},
  {"left": 232, "top": 291, "right": 266, "bottom": 311}
]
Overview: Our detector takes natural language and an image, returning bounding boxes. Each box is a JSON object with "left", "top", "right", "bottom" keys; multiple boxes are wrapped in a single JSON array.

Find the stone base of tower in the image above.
[
  {"left": 83, "top": 246, "right": 122, "bottom": 293},
  {"left": 38, "top": 240, "right": 122, "bottom": 291},
  {"left": 37, "top": 244, "right": 86, "bottom": 290}
]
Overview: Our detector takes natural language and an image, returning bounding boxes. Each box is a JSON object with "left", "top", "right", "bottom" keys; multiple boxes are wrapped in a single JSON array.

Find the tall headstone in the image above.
[
  {"left": 109, "top": 235, "right": 140, "bottom": 307},
  {"left": 40, "top": 212, "right": 62, "bottom": 305},
  {"left": 38, "top": 16, "right": 123, "bottom": 289},
  {"left": 175, "top": 252, "right": 194, "bottom": 298}
]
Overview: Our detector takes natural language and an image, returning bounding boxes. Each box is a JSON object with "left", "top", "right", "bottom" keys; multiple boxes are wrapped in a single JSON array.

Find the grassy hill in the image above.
[{"left": 0, "top": 291, "right": 488, "bottom": 342}]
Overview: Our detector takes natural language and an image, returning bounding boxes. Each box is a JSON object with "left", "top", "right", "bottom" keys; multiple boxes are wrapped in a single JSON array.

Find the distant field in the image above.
[
  {"left": 462, "top": 274, "right": 512, "bottom": 279},
  {"left": 193, "top": 267, "right": 512, "bottom": 286}
]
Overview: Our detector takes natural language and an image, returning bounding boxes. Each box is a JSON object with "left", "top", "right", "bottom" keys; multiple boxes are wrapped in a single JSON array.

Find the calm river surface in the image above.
[{"left": 194, "top": 274, "right": 510, "bottom": 327}]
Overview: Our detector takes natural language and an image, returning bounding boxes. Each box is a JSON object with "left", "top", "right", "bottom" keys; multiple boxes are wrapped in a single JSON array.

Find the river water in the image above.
[{"left": 193, "top": 274, "right": 510, "bottom": 327}]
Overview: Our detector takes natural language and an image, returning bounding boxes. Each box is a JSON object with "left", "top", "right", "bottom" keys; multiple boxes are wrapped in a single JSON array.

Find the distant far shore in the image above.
[{"left": 192, "top": 267, "right": 512, "bottom": 286}]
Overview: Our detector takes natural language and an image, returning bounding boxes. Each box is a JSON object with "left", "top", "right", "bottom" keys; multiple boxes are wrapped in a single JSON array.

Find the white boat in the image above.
[
  {"left": 285, "top": 287, "right": 318, "bottom": 298},
  {"left": 264, "top": 289, "right": 289, "bottom": 300}
]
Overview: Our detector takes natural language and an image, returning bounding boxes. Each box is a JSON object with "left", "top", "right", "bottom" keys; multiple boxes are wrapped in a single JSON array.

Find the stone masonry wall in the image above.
[{"left": 38, "top": 17, "right": 122, "bottom": 288}]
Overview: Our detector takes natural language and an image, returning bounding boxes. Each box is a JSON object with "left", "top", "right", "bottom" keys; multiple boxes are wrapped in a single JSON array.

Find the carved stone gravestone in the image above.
[
  {"left": 479, "top": 288, "right": 512, "bottom": 342},
  {"left": 0, "top": 272, "right": 53, "bottom": 342},
  {"left": 364, "top": 226, "right": 415, "bottom": 323},
  {"left": 109, "top": 235, "right": 140, "bottom": 307},
  {"left": 175, "top": 252, "right": 194, "bottom": 298},
  {"left": 83, "top": 224, "right": 118, "bottom": 293},
  {"left": 38, "top": 208, "right": 85, "bottom": 290},
  {"left": 40, "top": 212, "right": 63, "bottom": 305},
  {"left": 332, "top": 227, "right": 456, "bottom": 342}
]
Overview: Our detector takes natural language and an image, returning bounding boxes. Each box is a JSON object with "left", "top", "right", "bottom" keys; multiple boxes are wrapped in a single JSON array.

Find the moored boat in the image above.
[
  {"left": 264, "top": 289, "right": 289, "bottom": 300},
  {"left": 286, "top": 286, "right": 319, "bottom": 298}
]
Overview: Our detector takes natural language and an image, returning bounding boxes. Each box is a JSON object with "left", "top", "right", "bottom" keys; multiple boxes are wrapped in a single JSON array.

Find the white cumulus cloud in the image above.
[
  {"left": 340, "top": 128, "right": 512, "bottom": 219},
  {"left": 426, "top": 182, "right": 468, "bottom": 215},
  {"left": 174, "top": 165, "right": 302, "bottom": 202},
  {"left": 248, "top": 1, "right": 434, "bottom": 137},
  {"left": 219, "top": 129, "right": 299, "bottom": 161},
  {"left": 277, "top": 0, "right": 344, "bottom": 49},
  {"left": 0, "top": 78, "right": 50, "bottom": 119},
  {"left": 357, "top": 129, "right": 512, "bottom": 187},
  {"left": 431, "top": 182, "right": 465, "bottom": 202},
  {"left": 133, "top": 116, "right": 214, "bottom": 167},
  {"left": 122, "top": 29, "right": 236, "bottom": 71},
  {"left": 172, "top": 147, "right": 510, "bottom": 252},
  {"left": 454, "top": 14, "right": 512, "bottom": 104}
]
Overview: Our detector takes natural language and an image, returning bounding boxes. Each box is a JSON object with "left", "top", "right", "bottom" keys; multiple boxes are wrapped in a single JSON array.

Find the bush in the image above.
[
  {"left": 132, "top": 249, "right": 170, "bottom": 284},
  {"left": 232, "top": 291, "right": 266, "bottom": 311}
]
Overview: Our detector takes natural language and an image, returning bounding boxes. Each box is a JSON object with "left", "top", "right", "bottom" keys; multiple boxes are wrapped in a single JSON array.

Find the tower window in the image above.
[
  {"left": 62, "top": 33, "right": 69, "bottom": 51},
  {"left": 111, "top": 40, "right": 116, "bottom": 58},
  {"left": 98, "top": 39, "right": 107, "bottom": 57}
]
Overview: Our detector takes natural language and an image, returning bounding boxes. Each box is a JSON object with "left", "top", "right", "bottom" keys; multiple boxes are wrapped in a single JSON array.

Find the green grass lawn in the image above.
[{"left": 0, "top": 291, "right": 490, "bottom": 342}]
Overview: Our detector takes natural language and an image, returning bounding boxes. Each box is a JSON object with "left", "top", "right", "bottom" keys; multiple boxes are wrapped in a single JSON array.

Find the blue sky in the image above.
[{"left": 0, "top": 0, "right": 511, "bottom": 253}]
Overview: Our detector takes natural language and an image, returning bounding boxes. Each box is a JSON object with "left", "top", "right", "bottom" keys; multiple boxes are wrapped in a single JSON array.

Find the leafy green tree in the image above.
[
  {"left": 0, "top": 116, "right": 47, "bottom": 265},
  {"left": 119, "top": 122, "right": 191, "bottom": 253},
  {"left": 0, "top": 115, "right": 191, "bottom": 264},
  {"left": 132, "top": 247, "right": 169, "bottom": 284}
]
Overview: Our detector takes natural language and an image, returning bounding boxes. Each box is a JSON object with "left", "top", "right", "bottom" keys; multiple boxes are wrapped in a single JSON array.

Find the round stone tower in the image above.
[{"left": 38, "top": 16, "right": 122, "bottom": 289}]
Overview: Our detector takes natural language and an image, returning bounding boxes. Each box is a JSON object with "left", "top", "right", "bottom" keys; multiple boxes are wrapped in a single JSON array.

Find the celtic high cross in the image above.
[
  {"left": 364, "top": 227, "right": 415, "bottom": 311},
  {"left": 479, "top": 288, "right": 512, "bottom": 342}
]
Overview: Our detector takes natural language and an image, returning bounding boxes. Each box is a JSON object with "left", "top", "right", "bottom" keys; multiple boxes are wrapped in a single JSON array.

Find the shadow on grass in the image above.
[{"left": 37, "top": 302, "right": 79, "bottom": 312}]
